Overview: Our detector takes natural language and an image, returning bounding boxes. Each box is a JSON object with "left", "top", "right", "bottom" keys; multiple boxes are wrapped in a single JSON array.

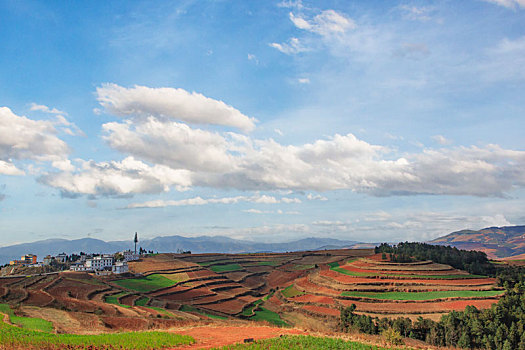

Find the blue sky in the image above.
[{"left": 1, "top": 0, "right": 524, "bottom": 246}]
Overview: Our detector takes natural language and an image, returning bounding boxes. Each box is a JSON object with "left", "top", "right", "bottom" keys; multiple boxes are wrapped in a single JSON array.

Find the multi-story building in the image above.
[
  {"left": 120, "top": 250, "right": 140, "bottom": 262},
  {"left": 85, "top": 255, "right": 114, "bottom": 271}
]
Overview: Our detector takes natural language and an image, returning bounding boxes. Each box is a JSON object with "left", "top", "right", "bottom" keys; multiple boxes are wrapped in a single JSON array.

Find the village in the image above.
[
  {"left": 8, "top": 249, "right": 141, "bottom": 275},
  {"left": 5, "top": 233, "right": 143, "bottom": 276}
]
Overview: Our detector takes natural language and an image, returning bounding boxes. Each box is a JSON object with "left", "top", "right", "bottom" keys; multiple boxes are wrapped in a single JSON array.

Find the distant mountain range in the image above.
[
  {"left": 0, "top": 235, "right": 373, "bottom": 265},
  {"left": 429, "top": 225, "right": 525, "bottom": 259},
  {"left": 3, "top": 225, "right": 523, "bottom": 265}
]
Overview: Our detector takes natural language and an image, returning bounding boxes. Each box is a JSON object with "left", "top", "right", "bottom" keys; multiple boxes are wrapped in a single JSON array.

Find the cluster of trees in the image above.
[
  {"left": 340, "top": 286, "right": 525, "bottom": 349},
  {"left": 375, "top": 242, "right": 496, "bottom": 276}
]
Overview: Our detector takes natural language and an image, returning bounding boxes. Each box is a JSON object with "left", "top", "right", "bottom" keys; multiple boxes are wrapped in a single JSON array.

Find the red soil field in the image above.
[
  {"left": 25, "top": 290, "right": 53, "bottom": 306},
  {"left": 159, "top": 287, "right": 216, "bottom": 302},
  {"left": 295, "top": 276, "right": 340, "bottom": 296},
  {"left": 240, "top": 275, "right": 265, "bottom": 289},
  {"left": 302, "top": 304, "right": 340, "bottom": 317},
  {"left": 201, "top": 296, "right": 258, "bottom": 315},
  {"left": 338, "top": 298, "right": 499, "bottom": 314},
  {"left": 292, "top": 294, "right": 336, "bottom": 305},
  {"left": 267, "top": 270, "right": 303, "bottom": 289},
  {"left": 174, "top": 325, "right": 306, "bottom": 349}
]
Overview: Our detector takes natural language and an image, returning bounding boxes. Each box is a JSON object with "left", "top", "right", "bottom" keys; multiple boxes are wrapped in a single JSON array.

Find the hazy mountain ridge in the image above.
[
  {"left": 0, "top": 235, "right": 371, "bottom": 265},
  {"left": 429, "top": 225, "right": 525, "bottom": 259}
]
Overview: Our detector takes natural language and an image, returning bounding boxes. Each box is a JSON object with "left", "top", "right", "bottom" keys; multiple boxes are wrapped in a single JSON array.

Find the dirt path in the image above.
[{"left": 171, "top": 325, "right": 307, "bottom": 349}]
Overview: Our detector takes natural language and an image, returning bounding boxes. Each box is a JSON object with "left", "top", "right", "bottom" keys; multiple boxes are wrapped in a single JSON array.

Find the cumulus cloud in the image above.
[
  {"left": 0, "top": 107, "right": 70, "bottom": 175},
  {"left": 269, "top": 37, "right": 309, "bottom": 55},
  {"left": 96, "top": 83, "right": 256, "bottom": 132},
  {"left": 307, "top": 193, "right": 328, "bottom": 201},
  {"left": 52, "top": 109, "right": 525, "bottom": 198},
  {"left": 483, "top": 0, "right": 525, "bottom": 9},
  {"left": 102, "top": 117, "right": 236, "bottom": 172},
  {"left": 243, "top": 208, "right": 299, "bottom": 215},
  {"left": 126, "top": 193, "right": 301, "bottom": 209},
  {"left": 39, "top": 157, "right": 192, "bottom": 197}
]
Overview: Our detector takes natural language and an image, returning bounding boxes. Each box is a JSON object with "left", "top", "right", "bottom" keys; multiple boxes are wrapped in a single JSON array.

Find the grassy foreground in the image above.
[
  {"left": 0, "top": 303, "right": 53, "bottom": 332},
  {"left": 215, "top": 335, "right": 398, "bottom": 349},
  {"left": 341, "top": 290, "right": 504, "bottom": 300},
  {"left": 0, "top": 320, "right": 194, "bottom": 349}
]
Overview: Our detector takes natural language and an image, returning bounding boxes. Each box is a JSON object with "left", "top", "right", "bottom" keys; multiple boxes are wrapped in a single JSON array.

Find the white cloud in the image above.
[
  {"left": 432, "top": 135, "right": 452, "bottom": 145},
  {"left": 39, "top": 157, "right": 192, "bottom": 197},
  {"left": 247, "top": 53, "right": 259, "bottom": 64},
  {"left": 274, "top": 128, "right": 284, "bottom": 136},
  {"left": 307, "top": 193, "right": 328, "bottom": 201},
  {"left": 483, "top": 0, "right": 525, "bottom": 9},
  {"left": 398, "top": 5, "right": 435, "bottom": 22},
  {"left": 0, "top": 107, "right": 70, "bottom": 174},
  {"left": 481, "top": 36, "right": 525, "bottom": 81},
  {"left": 290, "top": 10, "right": 356, "bottom": 36},
  {"left": 242, "top": 208, "right": 300, "bottom": 215},
  {"left": 29, "top": 103, "right": 66, "bottom": 115},
  {"left": 297, "top": 78, "right": 310, "bottom": 84},
  {"left": 103, "top": 117, "right": 236, "bottom": 172},
  {"left": 269, "top": 37, "right": 309, "bottom": 55},
  {"left": 0, "top": 160, "right": 24, "bottom": 176},
  {"left": 126, "top": 193, "right": 301, "bottom": 209},
  {"left": 96, "top": 83, "right": 256, "bottom": 132}
]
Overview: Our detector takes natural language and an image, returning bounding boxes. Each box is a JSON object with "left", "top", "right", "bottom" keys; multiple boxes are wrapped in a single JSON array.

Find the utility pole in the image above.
[{"left": 134, "top": 232, "right": 138, "bottom": 254}]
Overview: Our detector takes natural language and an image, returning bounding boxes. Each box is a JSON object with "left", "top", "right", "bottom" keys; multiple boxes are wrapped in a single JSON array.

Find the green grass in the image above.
[
  {"left": 105, "top": 291, "right": 131, "bottom": 308},
  {"left": 210, "top": 263, "right": 243, "bottom": 273},
  {"left": 263, "top": 291, "right": 275, "bottom": 301},
  {"left": 0, "top": 304, "right": 54, "bottom": 332},
  {"left": 215, "top": 335, "right": 397, "bottom": 349},
  {"left": 250, "top": 307, "right": 289, "bottom": 327},
  {"left": 0, "top": 320, "right": 194, "bottom": 349},
  {"left": 340, "top": 290, "right": 504, "bottom": 300},
  {"left": 241, "top": 300, "right": 262, "bottom": 316},
  {"left": 179, "top": 304, "right": 228, "bottom": 319},
  {"left": 113, "top": 274, "right": 175, "bottom": 292},
  {"left": 329, "top": 261, "right": 486, "bottom": 279},
  {"left": 199, "top": 259, "right": 234, "bottom": 267},
  {"left": 135, "top": 296, "right": 150, "bottom": 306},
  {"left": 281, "top": 285, "right": 305, "bottom": 298},
  {"left": 257, "top": 260, "right": 281, "bottom": 266}
]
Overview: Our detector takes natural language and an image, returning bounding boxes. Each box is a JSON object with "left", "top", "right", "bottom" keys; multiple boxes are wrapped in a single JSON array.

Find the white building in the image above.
[
  {"left": 121, "top": 250, "right": 140, "bottom": 262},
  {"left": 112, "top": 261, "right": 129, "bottom": 274},
  {"left": 70, "top": 263, "right": 92, "bottom": 272},
  {"left": 85, "top": 255, "right": 114, "bottom": 271}
]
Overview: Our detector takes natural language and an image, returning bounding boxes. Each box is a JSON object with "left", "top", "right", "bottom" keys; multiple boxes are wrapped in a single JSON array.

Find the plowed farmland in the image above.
[{"left": 0, "top": 249, "right": 504, "bottom": 337}]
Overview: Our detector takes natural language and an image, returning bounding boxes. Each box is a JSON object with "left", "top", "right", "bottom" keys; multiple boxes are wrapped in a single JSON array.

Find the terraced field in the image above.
[{"left": 0, "top": 249, "right": 504, "bottom": 336}]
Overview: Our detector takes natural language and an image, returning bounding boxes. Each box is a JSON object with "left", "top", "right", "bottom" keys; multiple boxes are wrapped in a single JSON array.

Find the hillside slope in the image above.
[{"left": 430, "top": 225, "right": 525, "bottom": 259}]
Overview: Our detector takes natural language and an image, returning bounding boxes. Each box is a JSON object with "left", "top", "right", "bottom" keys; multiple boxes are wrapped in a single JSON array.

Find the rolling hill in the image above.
[{"left": 430, "top": 225, "right": 525, "bottom": 259}]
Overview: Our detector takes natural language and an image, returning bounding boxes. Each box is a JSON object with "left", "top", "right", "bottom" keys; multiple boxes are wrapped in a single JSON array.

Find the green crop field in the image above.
[
  {"left": 180, "top": 304, "right": 228, "bottom": 319},
  {"left": 241, "top": 300, "right": 262, "bottom": 316},
  {"left": 135, "top": 296, "right": 150, "bottom": 306},
  {"left": 250, "top": 307, "right": 289, "bottom": 327},
  {"left": 113, "top": 274, "right": 175, "bottom": 292},
  {"left": 105, "top": 291, "right": 131, "bottom": 308},
  {"left": 341, "top": 290, "right": 504, "bottom": 300},
  {"left": 0, "top": 319, "right": 194, "bottom": 349},
  {"left": 214, "top": 335, "right": 396, "bottom": 349},
  {"left": 291, "top": 264, "right": 315, "bottom": 270},
  {"left": 281, "top": 285, "right": 305, "bottom": 298},
  {"left": 0, "top": 303, "right": 54, "bottom": 332},
  {"left": 210, "top": 263, "right": 243, "bottom": 272},
  {"left": 199, "top": 259, "right": 234, "bottom": 267}
]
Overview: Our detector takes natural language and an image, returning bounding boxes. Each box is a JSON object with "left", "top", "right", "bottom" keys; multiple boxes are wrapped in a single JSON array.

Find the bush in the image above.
[{"left": 382, "top": 328, "right": 404, "bottom": 345}]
